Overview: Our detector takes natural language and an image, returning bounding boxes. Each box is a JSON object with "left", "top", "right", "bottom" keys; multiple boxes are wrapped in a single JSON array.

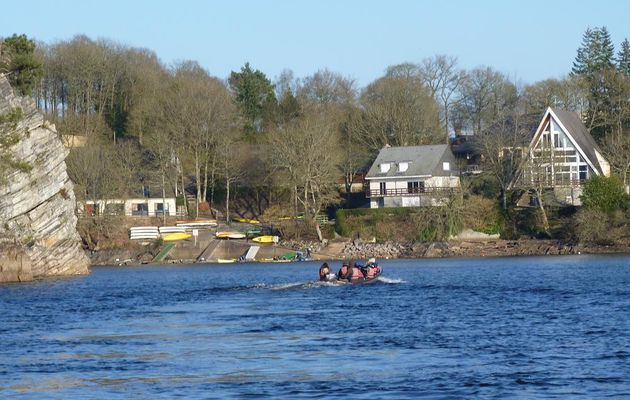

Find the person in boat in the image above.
[
  {"left": 337, "top": 261, "right": 351, "bottom": 281},
  {"left": 319, "top": 262, "right": 336, "bottom": 281},
  {"left": 349, "top": 261, "right": 366, "bottom": 281},
  {"left": 364, "top": 257, "right": 381, "bottom": 279}
]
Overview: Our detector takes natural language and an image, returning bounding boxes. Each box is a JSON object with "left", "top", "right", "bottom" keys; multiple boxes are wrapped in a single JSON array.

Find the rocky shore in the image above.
[
  {"left": 289, "top": 238, "right": 630, "bottom": 261},
  {"left": 85, "top": 234, "right": 630, "bottom": 267}
]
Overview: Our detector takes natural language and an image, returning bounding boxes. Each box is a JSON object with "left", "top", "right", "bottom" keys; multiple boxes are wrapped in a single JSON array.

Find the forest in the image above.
[{"left": 2, "top": 26, "right": 630, "bottom": 246}]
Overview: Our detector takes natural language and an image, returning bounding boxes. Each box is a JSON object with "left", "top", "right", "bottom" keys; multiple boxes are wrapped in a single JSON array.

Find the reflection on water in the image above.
[{"left": 1, "top": 256, "right": 630, "bottom": 398}]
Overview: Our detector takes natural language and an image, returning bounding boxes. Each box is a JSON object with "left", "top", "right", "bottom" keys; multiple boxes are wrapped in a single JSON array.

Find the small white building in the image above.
[
  {"left": 82, "top": 197, "right": 177, "bottom": 217},
  {"left": 365, "top": 144, "right": 461, "bottom": 208}
]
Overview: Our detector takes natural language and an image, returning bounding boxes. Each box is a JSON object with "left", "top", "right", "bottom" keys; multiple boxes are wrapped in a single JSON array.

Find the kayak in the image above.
[
  {"left": 252, "top": 235, "right": 278, "bottom": 244},
  {"left": 233, "top": 218, "right": 260, "bottom": 224},
  {"left": 162, "top": 232, "right": 192, "bottom": 241},
  {"left": 216, "top": 231, "right": 246, "bottom": 239}
]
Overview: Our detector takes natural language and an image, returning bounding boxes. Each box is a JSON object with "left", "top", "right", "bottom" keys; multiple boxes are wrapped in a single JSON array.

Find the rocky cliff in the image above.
[{"left": 0, "top": 75, "right": 89, "bottom": 282}]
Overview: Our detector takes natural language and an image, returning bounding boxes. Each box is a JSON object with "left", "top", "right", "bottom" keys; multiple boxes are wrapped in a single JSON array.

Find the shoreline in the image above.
[{"left": 88, "top": 238, "right": 630, "bottom": 267}]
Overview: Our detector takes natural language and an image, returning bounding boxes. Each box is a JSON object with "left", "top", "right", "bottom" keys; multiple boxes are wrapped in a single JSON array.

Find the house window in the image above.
[
  {"left": 553, "top": 132, "right": 560, "bottom": 148},
  {"left": 379, "top": 182, "right": 386, "bottom": 195},
  {"left": 132, "top": 203, "right": 148, "bottom": 216},
  {"left": 443, "top": 162, "right": 450, "bottom": 171},
  {"left": 407, "top": 181, "right": 425, "bottom": 194},
  {"left": 155, "top": 202, "right": 169, "bottom": 216},
  {"left": 399, "top": 162, "right": 408, "bottom": 172},
  {"left": 380, "top": 163, "right": 390, "bottom": 173},
  {"left": 579, "top": 165, "right": 588, "bottom": 181}
]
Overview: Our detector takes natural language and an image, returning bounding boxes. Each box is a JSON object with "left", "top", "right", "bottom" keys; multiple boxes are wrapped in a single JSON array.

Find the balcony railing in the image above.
[
  {"left": 512, "top": 178, "right": 587, "bottom": 189},
  {"left": 366, "top": 187, "right": 458, "bottom": 198}
]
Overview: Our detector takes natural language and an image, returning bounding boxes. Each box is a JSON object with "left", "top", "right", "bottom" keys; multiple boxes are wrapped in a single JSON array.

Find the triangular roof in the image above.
[
  {"left": 529, "top": 107, "right": 608, "bottom": 175},
  {"left": 365, "top": 144, "right": 457, "bottom": 179}
]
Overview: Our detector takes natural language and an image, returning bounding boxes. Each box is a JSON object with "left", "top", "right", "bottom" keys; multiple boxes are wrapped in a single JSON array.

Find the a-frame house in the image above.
[{"left": 509, "top": 107, "right": 610, "bottom": 206}]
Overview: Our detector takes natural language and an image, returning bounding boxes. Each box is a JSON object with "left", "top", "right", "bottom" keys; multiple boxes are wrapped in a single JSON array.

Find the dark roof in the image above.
[
  {"left": 366, "top": 144, "right": 458, "bottom": 179},
  {"left": 550, "top": 108, "right": 605, "bottom": 174}
]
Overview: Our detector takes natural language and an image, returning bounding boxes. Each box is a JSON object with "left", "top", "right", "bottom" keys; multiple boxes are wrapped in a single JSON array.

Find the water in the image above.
[{"left": 1, "top": 255, "right": 630, "bottom": 399}]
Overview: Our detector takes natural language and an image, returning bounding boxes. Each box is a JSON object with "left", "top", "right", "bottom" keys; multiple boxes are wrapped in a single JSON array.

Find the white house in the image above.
[
  {"left": 365, "top": 144, "right": 461, "bottom": 208},
  {"left": 509, "top": 107, "right": 611, "bottom": 206},
  {"left": 81, "top": 197, "right": 177, "bottom": 217}
]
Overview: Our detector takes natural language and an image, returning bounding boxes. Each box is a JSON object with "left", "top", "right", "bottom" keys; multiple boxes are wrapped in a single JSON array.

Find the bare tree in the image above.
[
  {"left": 266, "top": 112, "right": 341, "bottom": 241},
  {"left": 355, "top": 74, "right": 442, "bottom": 152},
  {"left": 476, "top": 113, "right": 535, "bottom": 209},
  {"left": 419, "top": 55, "right": 466, "bottom": 142},
  {"left": 453, "top": 66, "right": 518, "bottom": 135}
]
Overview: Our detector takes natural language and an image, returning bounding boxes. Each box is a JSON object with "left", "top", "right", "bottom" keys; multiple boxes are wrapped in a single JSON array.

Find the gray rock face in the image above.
[{"left": 0, "top": 75, "right": 89, "bottom": 281}]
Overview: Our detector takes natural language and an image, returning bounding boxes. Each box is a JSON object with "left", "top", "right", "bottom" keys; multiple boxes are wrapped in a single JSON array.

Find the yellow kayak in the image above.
[
  {"left": 252, "top": 235, "right": 278, "bottom": 244},
  {"left": 161, "top": 232, "right": 192, "bottom": 241},
  {"left": 233, "top": 218, "right": 261, "bottom": 224}
]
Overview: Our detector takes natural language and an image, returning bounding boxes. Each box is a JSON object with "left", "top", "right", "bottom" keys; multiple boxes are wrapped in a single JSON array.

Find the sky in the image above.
[{"left": 2, "top": 0, "right": 629, "bottom": 88}]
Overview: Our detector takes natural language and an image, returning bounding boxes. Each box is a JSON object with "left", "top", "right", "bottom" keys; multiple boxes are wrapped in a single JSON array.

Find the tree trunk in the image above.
[
  {"left": 194, "top": 149, "right": 200, "bottom": 218},
  {"left": 210, "top": 154, "right": 216, "bottom": 208},
  {"left": 535, "top": 188, "right": 550, "bottom": 235},
  {"left": 161, "top": 172, "right": 167, "bottom": 225},
  {"left": 225, "top": 177, "right": 230, "bottom": 224}
]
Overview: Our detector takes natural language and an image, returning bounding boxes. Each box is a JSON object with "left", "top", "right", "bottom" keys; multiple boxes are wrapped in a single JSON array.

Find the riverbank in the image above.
[{"left": 88, "top": 237, "right": 630, "bottom": 266}]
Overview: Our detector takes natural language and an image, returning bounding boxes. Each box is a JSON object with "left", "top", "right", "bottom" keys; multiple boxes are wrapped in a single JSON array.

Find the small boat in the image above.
[
  {"left": 162, "top": 232, "right": 192, "bottom": 241},
  {"left": 217, "top": 258, "right": 237, "bottom": 263},
  {"left": 233, "top": 218, "right": 261, "bottom": 224},
  {"left": 215, "top": 231, "right": 246, "bottom": 239},
  {"left": 176, "top": 220, "right": 218, "bottom": 229},
  {"left": 320, "top": 264, "right": 382, "bottom": 285},
  {"left": 251, "top": 235, "right": 279, "bottom": 244}
]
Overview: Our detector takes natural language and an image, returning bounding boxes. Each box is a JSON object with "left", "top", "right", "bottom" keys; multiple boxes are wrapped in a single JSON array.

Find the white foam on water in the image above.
[{"left": 377, "top": 277, "right": 405, "bottom": 284}]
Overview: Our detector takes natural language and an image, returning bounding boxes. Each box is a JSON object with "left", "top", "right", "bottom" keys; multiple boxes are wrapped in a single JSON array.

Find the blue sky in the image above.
[{"left": 1, "top": 0, "right": 629, "bottom": 88}]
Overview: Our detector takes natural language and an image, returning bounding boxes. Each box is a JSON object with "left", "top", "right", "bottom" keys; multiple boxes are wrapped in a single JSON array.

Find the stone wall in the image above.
[{"left": 0, "top": 75, "right": 89, "bottom": 281}]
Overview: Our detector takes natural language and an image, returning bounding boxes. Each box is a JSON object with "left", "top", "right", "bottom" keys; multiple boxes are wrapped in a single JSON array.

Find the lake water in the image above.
[{"left": 1, "top": 255, "right": 630, "bottom": 399}]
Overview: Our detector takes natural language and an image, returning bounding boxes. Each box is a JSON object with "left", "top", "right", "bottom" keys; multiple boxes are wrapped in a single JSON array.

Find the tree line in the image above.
[{"left": 2, "top": 27, "right": 630, "bottom": 242}]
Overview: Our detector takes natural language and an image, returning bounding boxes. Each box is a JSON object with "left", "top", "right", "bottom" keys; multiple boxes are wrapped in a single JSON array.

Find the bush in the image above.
[
  {"left": 574, "top": 208, "right": 614, "bottom": 245},
  {"left": 581, "top": 175, "right": 629, "bottom": 214},
  {"left": 335, "top": 209, "right": 350, "bottom": 236}
]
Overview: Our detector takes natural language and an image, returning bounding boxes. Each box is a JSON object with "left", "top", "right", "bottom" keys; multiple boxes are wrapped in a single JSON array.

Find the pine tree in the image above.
[
  {"left": 0, "top": 34, "right": 43, "bottom": 96},
  {"left": 572, "top": 26, "right": 615, "bottom": 76},
  {"left": 617, "top": 38, "right": 630, "bottom": 75}
]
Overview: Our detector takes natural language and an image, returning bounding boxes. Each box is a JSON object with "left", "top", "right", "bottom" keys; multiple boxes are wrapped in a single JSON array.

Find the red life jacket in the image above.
[
  {"left": 350, "top": 266, "right": 365, "bottom": 280},
  {"left": 365, "top": 265, "right": 380, "bottom": 278}
]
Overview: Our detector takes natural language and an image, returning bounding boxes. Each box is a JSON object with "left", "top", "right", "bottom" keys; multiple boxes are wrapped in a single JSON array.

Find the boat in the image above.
[
  {"left": 176, "top": 220, "right": 218, "bottom": 230},
  {"left": 161, "top": 232, "right": 192, "bottom": 241},
  {"left": 233, "top": 218, "right": 261, "bottom": 224},
  {"left": 251, "top": 235, "right": 279, "bottom": 244},
  {"left": 215, "top": 231, "right": 246, "bottom": 239},
  {"left": 246, "top": 228, "right": 263, "bottom": 237},
  {"left": 320, "top": 264, "right": 382, "bottom": 285},
  {"left": 217, "top": 258, "right": 237, "bottom": 263},
  {"left": 321, "top": 274, "right": 381, "bottom": 285},
  {"left": 158, "top": 226, "right": 186, "bottom": 234}
]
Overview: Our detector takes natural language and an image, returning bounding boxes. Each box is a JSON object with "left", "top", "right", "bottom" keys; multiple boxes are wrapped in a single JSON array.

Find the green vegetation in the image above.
[
  {"left": 4, "top": 27, "right": 630, "bottom": 247},
  {"left": 0, "top": 107, "right": 28, "bottom": 186},
  {"left": 580, "top": 175, "right": 629, "bottom": 213},
  {"left": 0, "top": 34, "right": 43, "bottom": 96}
]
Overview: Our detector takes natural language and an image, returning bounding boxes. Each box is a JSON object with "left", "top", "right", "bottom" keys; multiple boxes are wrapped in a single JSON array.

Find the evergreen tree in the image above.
[
  {"left": 572, "top": 26, "right": 615, "bottom": 76},
  {"left": 228, "top": 62, "right": 277, "bottom": 137},
  {"left": 571, "top": 26, "right": 618, "bottom": 140},
  {"left": 617, "top": 38, "right": 630, "bottom": 75},
  {"left": 0, "top": 34, "right": 43, "bottom": 96}
]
